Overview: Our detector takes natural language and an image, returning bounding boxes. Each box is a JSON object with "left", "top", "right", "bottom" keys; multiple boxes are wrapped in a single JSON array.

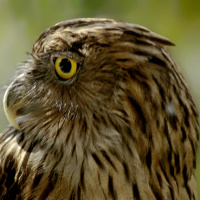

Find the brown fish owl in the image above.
[{"left": 0, "top": 18, "right": 199, "bottom": 200}]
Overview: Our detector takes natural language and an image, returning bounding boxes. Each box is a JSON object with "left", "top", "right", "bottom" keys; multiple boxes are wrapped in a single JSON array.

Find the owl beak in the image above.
[{"left": 3, "top": 83, "right": 21, "bottom": 130}]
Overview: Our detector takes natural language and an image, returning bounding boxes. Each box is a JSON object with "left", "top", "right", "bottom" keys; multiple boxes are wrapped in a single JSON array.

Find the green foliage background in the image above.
[{"left": 0, "top": 0, "right": 199, "bottom": 197}]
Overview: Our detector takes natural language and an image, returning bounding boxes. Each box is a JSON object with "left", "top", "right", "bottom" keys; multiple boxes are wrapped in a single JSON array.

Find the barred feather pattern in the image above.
[{"left": 0, "top": 18, "right": 199, "bottom": 200}]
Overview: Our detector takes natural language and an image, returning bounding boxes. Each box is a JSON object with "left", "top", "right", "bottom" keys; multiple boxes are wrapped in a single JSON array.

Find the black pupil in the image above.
[{"left": 60, "top": 59, "right": 71, "bottom": 73}]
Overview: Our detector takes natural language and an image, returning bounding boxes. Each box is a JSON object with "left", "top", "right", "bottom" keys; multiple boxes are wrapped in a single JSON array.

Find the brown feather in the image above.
[{"left": 0, "top": 18, "right": 199, "bottom": 200}]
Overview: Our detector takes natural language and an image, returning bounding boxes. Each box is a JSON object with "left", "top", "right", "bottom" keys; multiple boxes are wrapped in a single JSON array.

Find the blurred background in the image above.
[{"left": 0, "top": 0, "right": 199, "bottom": 197}]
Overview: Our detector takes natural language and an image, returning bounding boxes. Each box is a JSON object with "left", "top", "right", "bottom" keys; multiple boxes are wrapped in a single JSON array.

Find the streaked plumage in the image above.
[{"left": 0, "top": 18, "right": 199, "bottom": 200}]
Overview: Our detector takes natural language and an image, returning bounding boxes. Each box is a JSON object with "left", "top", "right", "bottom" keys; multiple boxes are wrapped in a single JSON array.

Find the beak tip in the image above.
[
  {"left": 3, "top": 105, "right": 21, "bottom": 130},
  {"left": 3, "top": 87, "right": 21, "bottom": 130}
]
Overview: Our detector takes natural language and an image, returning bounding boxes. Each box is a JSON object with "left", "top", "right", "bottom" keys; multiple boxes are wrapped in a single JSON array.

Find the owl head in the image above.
[
  {"left": 4, "top": 18, "right": 193, "bottom": 153},
  {"left": 1, "top": 19, "right": 199, "bottom": 200}
]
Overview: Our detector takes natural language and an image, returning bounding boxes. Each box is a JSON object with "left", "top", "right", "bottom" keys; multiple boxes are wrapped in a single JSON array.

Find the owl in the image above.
[{"left": 0, "top": 18, "right": 199, "bottom": 200}]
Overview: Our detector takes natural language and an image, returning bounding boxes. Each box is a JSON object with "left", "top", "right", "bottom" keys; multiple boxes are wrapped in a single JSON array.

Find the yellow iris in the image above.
[{"left": 54, "top": 57, "right": 77, "bottom": 80}]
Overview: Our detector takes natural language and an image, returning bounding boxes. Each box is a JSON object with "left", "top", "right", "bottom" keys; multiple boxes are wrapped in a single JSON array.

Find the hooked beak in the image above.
[{"left": 3, "top": 82, "right": 21, "bottom": 130}]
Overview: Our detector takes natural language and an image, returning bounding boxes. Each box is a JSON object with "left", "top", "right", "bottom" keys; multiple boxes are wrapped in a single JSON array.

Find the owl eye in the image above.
[{"left": 54, "top": 57, "right": 77, "bottom": 80}]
